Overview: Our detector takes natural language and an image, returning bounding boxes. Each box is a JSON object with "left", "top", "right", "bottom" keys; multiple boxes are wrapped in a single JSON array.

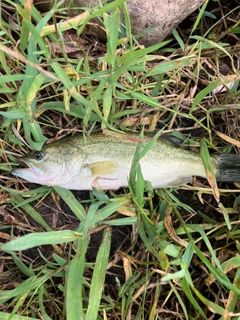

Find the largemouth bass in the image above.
[{"left": 12, "top": 133, "right": 240, "bottom": 190}]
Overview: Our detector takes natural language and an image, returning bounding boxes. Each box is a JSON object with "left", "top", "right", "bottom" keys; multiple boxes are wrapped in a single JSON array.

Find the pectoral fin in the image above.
[{"left": 83, "top": 161, "right": 118, "bottom": 177}]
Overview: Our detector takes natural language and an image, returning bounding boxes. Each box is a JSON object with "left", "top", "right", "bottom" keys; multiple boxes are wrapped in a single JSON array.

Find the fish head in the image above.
[{"left": 12, "top": 141, "right": 86, "bottom": 187}]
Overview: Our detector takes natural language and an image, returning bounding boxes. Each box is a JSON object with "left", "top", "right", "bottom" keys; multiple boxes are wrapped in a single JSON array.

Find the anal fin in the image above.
[{"left": 168, "top": 176, "right": 191, "bottom": 187}]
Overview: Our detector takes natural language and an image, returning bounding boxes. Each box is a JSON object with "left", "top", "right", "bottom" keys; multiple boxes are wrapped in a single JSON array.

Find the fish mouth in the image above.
[
  {"left": 18, "top": 158, "right": 30, "bottom": 167},
  {"left": 12, "top": 159, "right": 41, "bottom": 178},
  {"left": 18, "top": 158, "right": 34, "bottom": 170}
]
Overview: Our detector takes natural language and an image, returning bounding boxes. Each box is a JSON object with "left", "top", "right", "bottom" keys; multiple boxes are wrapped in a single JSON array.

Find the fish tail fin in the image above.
[{"left": 214, "top": 154, "right": 240, "bottom": 182}]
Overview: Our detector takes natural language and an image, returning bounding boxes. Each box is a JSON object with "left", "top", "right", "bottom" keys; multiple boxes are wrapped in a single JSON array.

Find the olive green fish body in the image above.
[
  {"left": 71, "top": 134, "right": 206, "bottom": 190},
  {"left": 12, "top": 133, "right": 240, "bottom": 190}
]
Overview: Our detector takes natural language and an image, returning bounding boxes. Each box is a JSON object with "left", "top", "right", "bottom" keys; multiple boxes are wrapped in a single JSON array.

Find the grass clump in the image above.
[{"left": 0, "top": 0, "right": 240, "bottom": 319}]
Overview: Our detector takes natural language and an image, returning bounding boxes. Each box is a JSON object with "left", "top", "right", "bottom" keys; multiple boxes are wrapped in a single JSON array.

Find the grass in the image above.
[{"left": 0, "top": 0, "right": 240, "bottom": 319}]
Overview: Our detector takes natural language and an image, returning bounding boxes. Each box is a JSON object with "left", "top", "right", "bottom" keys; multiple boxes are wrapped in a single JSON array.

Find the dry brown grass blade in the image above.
[
  {"left": 216, "top": 130, "right": 240, "bottom": 148},
  {"left": 0, "top": 44, "right": 59, "bottom": 80}
]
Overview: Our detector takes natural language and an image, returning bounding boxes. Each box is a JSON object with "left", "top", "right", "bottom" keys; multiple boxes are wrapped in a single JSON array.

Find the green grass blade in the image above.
[
  {"left": 36, "top": 102, "right": 89, "bottom": 120},
  {"left": 1, "top": 230, "right": 81, "bottom": 251},
  {"left": 226, "top": 268, "right": 240, "bottom": 314},
  {"left": 169, "top": 280, "right": 189, "bottom": 320},
  {"left": 11, "top": 253, "right": 35, "bottom": 277},
  {"left": 0, "top": 109, "right": 27, "bottom": 119},
  {"left": 102, "top": 217, "right": 137, "bottom": 225},
  {"left": 54, "top": 187, "right": 86, "bottom": 221},
  {"left": 10, "top": 194, "right": 53, "bottom": 231},
  {"left": 117, "top": 41, "right": 171, "bottom": 66},
  {"left": 0, "top": 271, "right": 53, "bottom": 304},
  {"left": 90, "top": 197, "right": 129, "bottom": 225},
  {"left": 38, "top": 285, "right": 52, "bottom": 320},
  {"left": 104, "top": 8, "right": 120, "bottom": 67},
  {"left": 50, "top": 62, "right": 98, "bottom": 114},
  {"left": 66, "top": 236, "right": 89, "bottom": 319},
  {"left": 121, "top": 1, "right": 132, "bottom": 45},
  {"left": 17, "top": 5, "right": 49, "bottom": 57},
  {"left": 102, "top": 85, "right": 113, "bottom": 126},
  {"left": 182, "top": 276, "right": 207, "bottom": 319},
  {"left": 0, "top": 74, "right": 32, "bottom": 85},
  {"left": 192, "top": 285, "right": 226, "bottom": 315},
  {"left": 80, "top": 202, "right": 102, "bottom": 236},
  {"left": 147, "top": 55, "right": 195, "bottom": 76},
  {"left": 172, "top": 28, "right": 185, "bottom": 51},
  {"left": 85, "top": 227, "right": 111, "bottom": 319},
  {"left": 0, "top": 312, "right": 38, "bottom": 320},
  {"left": 22, "top": 117, "right": 46, "bottom": 150},
  {"left": 192, "top": 243, "right": 240, "bottom": 295},
  {"left": 191, "top": 77, "right": 237, "bottom": 112},
  {"left": 189, "top": 0, "right": 208, "bottom": 36}
]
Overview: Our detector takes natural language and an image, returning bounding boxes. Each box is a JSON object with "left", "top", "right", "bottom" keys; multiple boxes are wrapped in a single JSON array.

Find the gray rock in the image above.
[{"left": 127, "top": 0, "right": 205, "bottom": 46}]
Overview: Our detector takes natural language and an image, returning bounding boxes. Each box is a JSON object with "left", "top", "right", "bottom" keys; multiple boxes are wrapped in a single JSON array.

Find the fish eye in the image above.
[{"left": 34, "top": 151, "right": 43, "bottom": 161}]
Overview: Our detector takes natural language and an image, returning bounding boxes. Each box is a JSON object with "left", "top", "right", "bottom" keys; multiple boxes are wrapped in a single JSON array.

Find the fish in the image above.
[{"left": 11, "top": 132, "right": 240, "bottom": 190}]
